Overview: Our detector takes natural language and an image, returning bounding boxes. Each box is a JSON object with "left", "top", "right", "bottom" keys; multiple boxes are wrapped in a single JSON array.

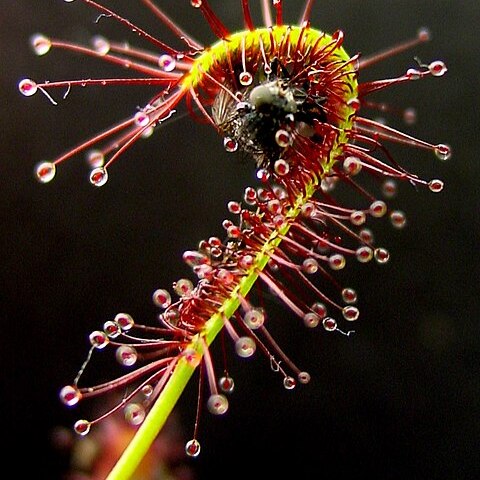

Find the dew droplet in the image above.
[
  {"left": 243, "top": 308, "right": 265, "bottom": 329},
  {"left": 302, "top": 258, "right": 319, "bottom": 274},
  {"left": 134, "top": 111, "right": 150, "bottom": 127},
  {"left": 190, "top": 0, "right": 202, "bottom": 7},
  {"left": 342, "top": 305, "right": 360, "bottom": 321},
  {"left": 382, "top": 179, "right": 397, "bottom": 198},
  {"left": 141, "top": 385, "right": 153, "bottom": 398},
  {"left": 303, "top": 312, "right": 320, "bottom": 328},
  {"left": 428, "top": 60, "right": 447, "bottom": 77},
  {"left": 30, "top": 34, "right": 51, "bottom": 56},
  {"left": 152, "top": 288, "right": 171, "bottom": 309},
  {"left": 434, "top": 144, "right": 451, "bottom": 161},
  {"left": 19, "top": 78, "right": 38, "bottom": 96},
  {"left": 428, "top": 179, "right": 444, "bottom": 193},
  {"left": 283, "top": 376, "right": 296, "bottom": 390},
  {"left": 218, "top": 375, "right": 235, "bottom": 393},
  {"left": 311, "top": 302, "right": 327, "bottom": 318},
  {"left": 227, "top": 201, "right": 241, "bottom": 214},
  {"left": 275, "top": 129, "right": 292, "bottom": 147},
  {"left": 124, "top": 403, "right": 146, "bottom": 426},
  {"left": 239, "top": 71, "right": 253, "bottom": 86},
  {"left": 116, "top": 345, "right": 138, "bottom": 366},
  {"left": 355, "top": 246, "right": 373, "bottom": 263},
  {"left": 173, "top": 278, "right": 194, "bottom": 297},
  {"left": 274, "top": 158, "right": 290, "bottom": 176},
  {"left": 298, "top": 372, "right": 311, "bottom": 384},
  {"left": 329, "top": 254, "right": 346, "bottom": 270},
  {"left": 89, "top": 330, "right": 109, "bottom": 349},
  {"left": 35, "top": 161, "right": 56, "bottom": 183},
  {"left": 86, "top": 149, "right": 104, "bottom": 168},
  {"left": 369, "top": 200, "right": 387, "bottom": 218},
  {"left": 91, "top": 35, "right": 110, "bottom": 55},
  {"left": 350, "top": 210, "right": 366, "bottom": 226},
  {"left": 359, "top": 228, "right": 374, "bottom": 244},
  {"left": 103, "top": 320, "right": 121, "bottom": 338},
  {"left": 374, "top": 247, "right": 390, "bottom": 264},
  {"left": 403, "top": 107, "right": 417, "bottom": 125},
  {"left": 217, "top": 269, "right": 234, "bottom": 285},
  {"left": 342, "top": 287, "right": 358, "bottom": 304},
  {"left": 59, "top": 385, "right": 82, "bottom": 406},
  {"left": 322, "top": 317, "right": 337, "bottom": 331},
  {"left": 223, "top": 136, "right": 238, "bottom": 152},
  {"left": 115, "top": 312, "right": 134, "bottom": 330},
  {"left": 207, "top": 394, "right": 229, "bottom": 415},
  {"left": 73, "top": 419, "right": 90, "bottom": 436},
  {"left": 390, "top": 210, "right": 407, "bottom": 229},
  {"left": 343, "top": 156, "right": 362, "bottom": 175},
  {"left": 182, "top": 348, "right": 201, "bottom": 367},
  {"left": 89, "top": 167, "right": 108, "bottom": 187},
  {"left": 185, "top": 439, "right": 201, "bottom": 457},
  {"left": 235, "top": 336, "right": 256, "bottom": 358},
  {"left": 158, "top": 54, "right": 176, "bottom": 72}
]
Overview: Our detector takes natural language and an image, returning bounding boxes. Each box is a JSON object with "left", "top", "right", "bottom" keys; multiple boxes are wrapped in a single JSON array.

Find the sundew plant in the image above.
[{"left": 19, "top": 1, "right": 450, "bottom": 478}]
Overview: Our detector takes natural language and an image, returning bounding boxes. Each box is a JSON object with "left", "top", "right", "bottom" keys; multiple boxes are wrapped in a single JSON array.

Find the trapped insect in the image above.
[{"left": 19, "top": 0, "right": 450, "bottom": 474}]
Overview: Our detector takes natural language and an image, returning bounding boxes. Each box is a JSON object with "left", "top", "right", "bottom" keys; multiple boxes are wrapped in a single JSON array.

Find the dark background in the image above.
[{"left": 2, "top": 1, "right": 478, "bottom": 478}]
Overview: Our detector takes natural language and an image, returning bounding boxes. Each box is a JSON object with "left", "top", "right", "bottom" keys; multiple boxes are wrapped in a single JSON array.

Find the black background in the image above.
[{"left": 2, "top": 1, "right": 479, "bottom": 478}]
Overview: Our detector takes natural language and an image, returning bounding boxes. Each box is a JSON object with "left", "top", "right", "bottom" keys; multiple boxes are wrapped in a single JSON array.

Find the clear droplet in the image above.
[
  {"left": 89, "top": 330, "right": 109, "bottom": 349},
  {"left": 235, "top": 336, "right": 256, "bottom": 358},
  {"left": 428, "top": 179, "right": 444, "bottom": 193},
  {"left": 73, "top": 419, "right": 90, "bottom": 436},
  {"left": 89, "top": 167, "right": 108, "bottom": 187},
  {"left": 350, "top": 210, "right": 366, "bottom": 226},
  {"left": 115, "top": 313, "right": 134, "bottom": 330},
  {"left": 428, "top": 60, "right": 447, "bottom": 77},
  {"left": 298, "top": 372, "right": 311, "bottom": 384},
  {"left": 173, "top": 278, "right": 194, "bottom": 297},
  {"left": 329, "top": 254, "right": 346, "bottom": 270},
  {"left": 382, "top": 179, "right": 397, "bottom": 198},
  {"left": 218, "top": 375, "right": 235, "bottom": 393},
  {"left": 311, "top": 302, "right": 327, "bottom": 318},
  {"left": 390, "top": 210, "right": 407, "bottom": 229},
  {"left": 359, "top": 228, "right": 374, "bottom": 244},
  {"left": 434, "top": 144, "right": 451, "bottom": 161},
  {"left": 303, "top": 312, "right": 320, "bottom": 328},
  {"left": 158, "top": 54, "right": 176, "bottom": 72},
  {"left": 343, "top": 156, "right": 362, "bottom": 175},
  {"left": 142, "top": 385, "right": 154, "bottom": 397},
  {"left": 86, "top": 150, "right": 104, "bottom": 168},
  {"left": 183, "top": 348, "right": 201, "bottom": 367},
  {"left": 227, "top": 201, "right": 241, "bottom": 214},
  {"left": 190, "top": 0, "right": 202, "bottom": 7},
  {"left": 134, "top": 111, "right": 150, "bottom": 127},
  {"left": 185, "top": 439, "right": 201, "bottom": 457},
  {"left": 302, "top": 258, "right": 319, "bottom": 274},
  {"left": 152, "top": 288, "right": 171, "bottom": 309},
  {"left": 374, "top": 247, "right": 390, "bottom": 264},
  {"left": 342, "top": 305, "right": 360, "bottom": 321},
  {"left": 35, "top": 161, "right": 56, "bottom": 183},
  {"left": 342, "top": 287, "right": 358, "bottom": 304},
  {"left": 116, "top": 345, "right": 138, "bottom": 366},
  {"left": 207, "top": 394, "right": 229, "bottom": 415},
  {"left": 217, "top": 269, "right": 234, "bottom": 285},
  {"left": 239, "top": 71, "right": 253, "bottom": 86},
  {"left": 283, "top": 376, "right": 296, "bottom": 390},
  {"left": 244, "top": 308, "right": 265, "bottom": 329},
  {"left": 223, "top": 136, "right": 238, "bottom": 152},
  {"left": 59, "top": 385, "right": 82, "bottom": 406},
  {"left": 369, "top": 200, "right": 387, "bottom": 218},
  {"left": 322, "top": 317, "right": 337, "bottom": 332},
  {"left": 19, "top": 78, "right": 38, "bottom": 96},
  {"left": 124, "top": 403, "right": 146, "bottom": 426},
  {"left": 356, "top": 246, "right": 373, "bottom": 263},
  {"left": 103, "top": 320, "right": 121, "bottom": 338},
  {"left": 91, "top": 35, "right": 110, "bottom": 55},
  {"left": 30, "top": 34, "right": 51, "bottom": 56},
  {"left": 274, "top": 158, "right": 290, "bottom": 176},
  {"left": 275, "top": 129, "right": 292, "bottom": 147}
]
